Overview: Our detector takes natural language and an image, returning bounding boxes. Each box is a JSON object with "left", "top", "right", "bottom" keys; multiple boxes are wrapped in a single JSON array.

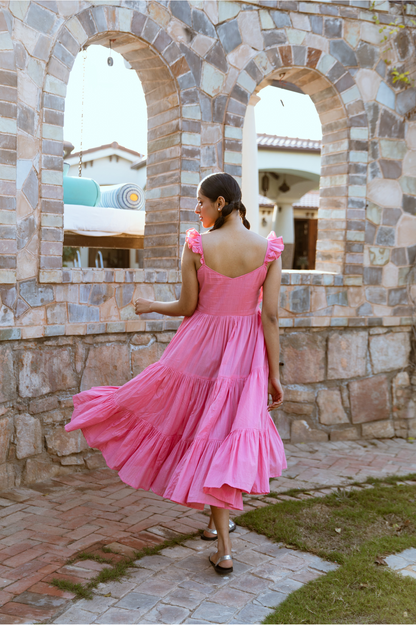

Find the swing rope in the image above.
[{"left": 78, "top": 47, "right": 87, "bottom": 178}]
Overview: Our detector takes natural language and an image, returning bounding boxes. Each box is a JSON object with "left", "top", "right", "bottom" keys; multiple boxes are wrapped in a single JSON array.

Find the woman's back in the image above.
[{"left": 200, "top": 228, "right": 269, "bottom": 279}]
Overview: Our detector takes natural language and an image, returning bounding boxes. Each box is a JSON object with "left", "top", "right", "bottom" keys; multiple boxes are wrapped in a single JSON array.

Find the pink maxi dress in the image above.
[{"left": 66, "top": 229, "right": 287, "bottom": 511}]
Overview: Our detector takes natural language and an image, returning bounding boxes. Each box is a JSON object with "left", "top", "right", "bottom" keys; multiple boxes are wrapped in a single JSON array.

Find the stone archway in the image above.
[
  {"left": 39, "top": 5, "right": 201, "bottom": 277},
  {"left": 222, "top": 45, "right": 369, "bottom": 279}
]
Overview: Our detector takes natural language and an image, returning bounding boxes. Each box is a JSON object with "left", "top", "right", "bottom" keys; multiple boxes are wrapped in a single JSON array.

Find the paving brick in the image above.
[{"left": 0, "top": 601, "right": 56, "bottom": 620}]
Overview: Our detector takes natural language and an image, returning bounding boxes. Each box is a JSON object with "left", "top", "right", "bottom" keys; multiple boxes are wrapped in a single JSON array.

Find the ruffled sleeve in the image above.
[
  {"left": 264, "top": 231, "right": 284, "bottom": 264},
  {"left": 185, "top": 228, "right": 204, "bottom": 264}
]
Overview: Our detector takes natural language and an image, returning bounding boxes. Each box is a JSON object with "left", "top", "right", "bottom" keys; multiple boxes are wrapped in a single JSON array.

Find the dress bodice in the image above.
[{"left": 186, "top": 229, "right": 284, "bottom": 317}]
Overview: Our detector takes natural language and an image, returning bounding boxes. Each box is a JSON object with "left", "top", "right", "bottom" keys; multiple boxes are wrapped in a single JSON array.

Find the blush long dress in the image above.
[{"left": 65, "top": 229, "right": 287, "bottom": 511}]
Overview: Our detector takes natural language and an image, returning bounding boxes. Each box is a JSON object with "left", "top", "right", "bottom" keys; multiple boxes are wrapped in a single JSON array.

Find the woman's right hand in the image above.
[{"left": 267, "top": 377, "right": 284, "bottom": 412}]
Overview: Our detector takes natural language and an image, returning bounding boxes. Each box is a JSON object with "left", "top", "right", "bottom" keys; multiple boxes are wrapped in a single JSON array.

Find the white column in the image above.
[
  {"left": 272, "top": 203, "right": 294, "bottom": 244},
  {"left": 241, "top": 95, "right": 260, "bottom": 233}
]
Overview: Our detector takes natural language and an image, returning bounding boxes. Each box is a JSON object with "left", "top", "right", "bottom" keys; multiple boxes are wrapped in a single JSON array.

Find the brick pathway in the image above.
[
  {"left": 53, "top": 526, "right": 338, "bottom": 625},
  {"left": 0, "top": 438, "right": 413, "bottom": 623}
]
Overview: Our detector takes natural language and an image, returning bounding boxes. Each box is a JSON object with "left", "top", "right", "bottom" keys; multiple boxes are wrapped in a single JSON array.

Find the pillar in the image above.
[
  {"left": 272, "top": 203, "right": 295, "bottom": 269},
  {"left": 242, "top": 95, "right": 260, "bottom": 233}
]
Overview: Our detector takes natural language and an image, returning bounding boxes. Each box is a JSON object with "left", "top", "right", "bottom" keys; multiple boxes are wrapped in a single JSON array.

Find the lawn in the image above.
[{"left": 236, "top": 475, "right": 416, "bottom": 624}]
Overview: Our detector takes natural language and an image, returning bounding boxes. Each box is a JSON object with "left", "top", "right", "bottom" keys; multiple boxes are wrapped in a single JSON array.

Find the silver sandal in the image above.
[
  {"left": 201, "top": 519, "right": 236, "bottom": 541},
  {"left": 209, "top": 553, "right": 233, "bottom": 575}
]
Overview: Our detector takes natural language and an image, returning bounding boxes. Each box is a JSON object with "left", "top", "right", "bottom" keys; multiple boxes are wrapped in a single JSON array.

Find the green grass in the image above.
[
  {"left": 51, "top": 530, "right": 199, "bottom": 600},
  {"left": 236, "top": 474, "right": 416, "bottom": 624}
]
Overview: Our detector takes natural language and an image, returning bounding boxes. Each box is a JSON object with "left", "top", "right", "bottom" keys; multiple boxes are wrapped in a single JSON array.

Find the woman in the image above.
[{"left": 66, "top": 172, "right": 286, "bottom": 574}]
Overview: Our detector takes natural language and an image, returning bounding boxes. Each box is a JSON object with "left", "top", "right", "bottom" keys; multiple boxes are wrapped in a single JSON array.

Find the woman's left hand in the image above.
[{"left": 134, "top": 298, "right": 153, "bottom": 315}]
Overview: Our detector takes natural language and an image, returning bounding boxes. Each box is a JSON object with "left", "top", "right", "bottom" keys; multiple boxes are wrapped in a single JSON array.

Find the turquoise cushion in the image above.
[{"left": 63, "top": 176, "right": 101, "bottom": 207}]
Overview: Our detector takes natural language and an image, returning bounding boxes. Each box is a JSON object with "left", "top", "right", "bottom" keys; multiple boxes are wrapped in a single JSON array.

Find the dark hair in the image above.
[{"left": 199, "top": 172, "right": 250, "bottom": 231}]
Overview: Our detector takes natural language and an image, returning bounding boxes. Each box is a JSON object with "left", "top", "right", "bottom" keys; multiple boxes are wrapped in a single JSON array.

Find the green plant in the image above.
[{"left": 370, "top": 0, "right": 416, "bottom": 89}]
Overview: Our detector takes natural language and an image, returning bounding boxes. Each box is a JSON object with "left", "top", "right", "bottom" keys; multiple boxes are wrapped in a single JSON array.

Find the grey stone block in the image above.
[
  {"left": 293, "top": 45, "right": 306, "bottom": 66},
  {"left": 365, "top": 287, "right": 386, "bottom": 305},
  {"left": 358, "top": 302, "right": 373, "bottom": 316},
  {"left": 17, "top": 215, "right": 35, "bottom": 251},
  {"left": 217, "top": 19, "right": 242, "bottom": 54},
  {"left": 26, "top": 2, "right": 55, "bottom": 34},
  {"left": 271, "top": 11, "right": 291, "bottom": 28},
  {"left": 170, "top": 0, "right": 192, "bottom": 27},
  {"left": 379, "top": 108, "right": 404, "bottom": 138},
  {"left": 179, "top": 44, "right": 202, "bottom": 85},
  {"left": 324, "top": 18, "right": 342, "bottom": 38},
  {"left": 379, "top": 159, "right": 402, "bottom": 179},
  {"left": 232, "top": 602, "right": 271, "bottom": 624},
  {"left": 327, "top": 61, "right": 347, "bottom": 83},
  {"left": 403, "top": 195, "right": 416, "bottom": 216},
  {"left": 376, "top": 226, "right": 395, "bottom": 246},
  {"left": 115, "top": 284, "right": 135, "bottom": 308},
  {"left": 77, "top": 9, "right": 97, "bottom": 37},
  {"left": 310, "top": 15, "right": 323, "bottom": 34},
  {"left": 53, "top": 42, "right": 75, "bottom": 69},
  {"left": 388, "top": 288, "right": 408, "bottom": 307},
  {"left": 17, "top": 103, "right": 35, "bottom": 136},
  {"left": 330, "top": 40, "right": 357, "bottom": 67},
  {"left": 146, "top": 604, "right": 190, "bottom": 624},
  {"left": 363, "top": 267, "right": 382, "bottom": 285},
  {"left": 79, "top": 285, "right": 92, "bottom": 304},
  {"left": 289, "top": 287, "right": 310, "bottom": 313},
  {"left": 198, "top": 92, "right": 212, "bottom": 122},
  {"left": 57, "top": 29, "right": 78, "bottom": 58},
  {"left": 178, "top": 72, "right": 196, "bottom": 90},
  {"left": 142, "top": 18, "right": 160, "bottom": 44},
  {"left": 192, "top": 9, "right": 215, "bottom": 37},
  {"left": 396, "top": 88, "right": 416, "bottom": 116},
  {"left": 68, "top": 304, "right": 100, "bottom": 323},
  {"left": 391, "top": 247, "right": 408, "bottom": 266},
  {"left": 22, "top": 168, "right": 39, "bottom": 210},
  {"left": 162, "top": 587, "right": 205, "bottom": 610},
  {"left": 263, "top": 30, "right": 287, "bottom": 47},
  {"left": 271, "top": 577, "right": 303, "bottom": 593},
  {"left": 94, "top": 608, "right": 144, "bottom": 624},
  {"left": 54, "top": 606, "right": 96, "bottom": 624},
  {"left": 90, "top": 284, "right": 113, "bottom": 305},
  {"left": 382, "top": 208, "right": 402, "bottom": 225},
  {"left": 1, "top": 286, "right": 17, "bottom": 310},
  {"left": 115, "top": 591, "right": 159, "bottom": 612},
  {"left": 368, "top": 161, "right": 381, "bottom": 181},
  {"left": 193, "top": 601, "right": 237, "bottom": 623},
  {"left": 20, "top": 279, "right": 54, "bottom": 307},
  {"left": 356, "top": 42, "right": 378, "bottom": 68},
  {"left": 213, "top": 95, "right": 227, "bottom": 123},
  {"left": 32, "top": 35, "right": 52, "bottom": 62},
  {"left": 256, "top": 589, "right": 287, "bottom": 608},
  {"left": 327, "top": 290, "right": 348, "bottom": 307}
]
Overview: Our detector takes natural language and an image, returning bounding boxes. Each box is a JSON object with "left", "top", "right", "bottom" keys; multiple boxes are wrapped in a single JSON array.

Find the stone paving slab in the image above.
[
  {"left": 53, "top": 526, "right": 338, "bottom": 624},
  {"left": 0, "top": 439, "right": 412, "bottom": 622},
  {"left": 386, "top": 548, "right": 416, "bottom": 579}
]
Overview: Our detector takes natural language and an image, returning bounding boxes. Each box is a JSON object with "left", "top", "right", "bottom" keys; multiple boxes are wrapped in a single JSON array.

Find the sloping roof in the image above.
[
  {"left": 293, "top": 190, "right": 320, "bottom": 208},
  {"left": 130, "top": 156, "right": 147, "bottom": 170},
  {"left": 69, "top": 142, "right": 144, "bottom": 160},
  {"left": 259, "top": 194, "right": 275, "bottom": 207},
  {"left": 257, "top": 134, "right": 321, "bottom": 152}
]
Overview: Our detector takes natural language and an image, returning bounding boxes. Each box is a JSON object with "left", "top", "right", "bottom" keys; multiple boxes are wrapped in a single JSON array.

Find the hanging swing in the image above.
[{"left": 63, "top": 42, "right": 145, "bottom": 251}]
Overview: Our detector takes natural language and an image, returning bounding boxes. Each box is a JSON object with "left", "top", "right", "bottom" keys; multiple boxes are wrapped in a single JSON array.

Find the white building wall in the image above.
[{"left": 67, "top": 156, "right": 146, "bottom": 188}]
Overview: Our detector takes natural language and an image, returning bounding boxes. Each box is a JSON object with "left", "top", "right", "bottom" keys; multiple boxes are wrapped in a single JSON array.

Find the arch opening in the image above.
[
  {"left": 234, "top": 48, "right": 368, "bottom": 278},
  {"left": 40, "top": 10, "right": 200, "bottom": 281}
]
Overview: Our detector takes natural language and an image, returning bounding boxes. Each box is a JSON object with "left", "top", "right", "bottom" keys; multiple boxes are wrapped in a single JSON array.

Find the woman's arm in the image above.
[
  {"left": 261, "top": 257, "right": 284, "bottom": 411},
  {"left": 134, "top": 243, "right": 199, "bottom": 317}
]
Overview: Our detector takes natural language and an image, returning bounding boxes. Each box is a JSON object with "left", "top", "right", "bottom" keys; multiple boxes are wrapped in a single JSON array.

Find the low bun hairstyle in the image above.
[{"left": 199, "top": 172, "right": 250, "bottom": 231}]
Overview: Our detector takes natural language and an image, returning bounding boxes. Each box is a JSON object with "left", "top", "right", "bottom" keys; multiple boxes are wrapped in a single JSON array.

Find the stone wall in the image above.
[
  {"left": 0, "top": 0, "right": 416, "bottom": 485},
  {"left": 0, "top": 323, "right": 414, "bottom": 489}
]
